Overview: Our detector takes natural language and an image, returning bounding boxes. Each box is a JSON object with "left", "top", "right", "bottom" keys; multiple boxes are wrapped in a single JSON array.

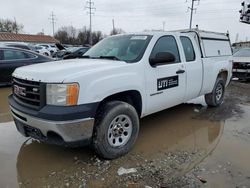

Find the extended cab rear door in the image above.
[
  {"left": 145, "top": 35, "right": 186, "bottom": 115},
  {"left": 180, "top": 34, "right": 203, "bottom": 101}
]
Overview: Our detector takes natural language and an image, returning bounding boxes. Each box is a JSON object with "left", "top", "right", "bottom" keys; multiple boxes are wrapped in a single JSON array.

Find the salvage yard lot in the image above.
[{"left": 0, "top": 81, "right": 250, "bottom": 188}]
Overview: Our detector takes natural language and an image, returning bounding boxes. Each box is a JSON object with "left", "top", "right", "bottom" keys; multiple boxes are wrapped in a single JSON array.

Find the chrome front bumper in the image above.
[{"left": 10, "top": 106, "right": 95, "bottom": 143}]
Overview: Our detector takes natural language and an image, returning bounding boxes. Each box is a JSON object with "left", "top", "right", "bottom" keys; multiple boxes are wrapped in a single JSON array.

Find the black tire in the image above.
[
  {"left": 92, "top": 101, "right": 139, "bottom": 159},
  {"left": 205, "top": 78, "right": 225, "bottom": 107}
]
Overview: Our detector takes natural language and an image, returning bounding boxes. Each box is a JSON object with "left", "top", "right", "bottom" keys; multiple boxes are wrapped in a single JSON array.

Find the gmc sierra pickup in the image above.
[{"left": 9, "top": 29, "right": 232, "bottom": 159}]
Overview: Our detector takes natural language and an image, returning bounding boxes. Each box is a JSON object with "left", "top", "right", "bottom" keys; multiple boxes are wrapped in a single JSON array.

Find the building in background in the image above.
[{"left": 0, "top": 32, "right": 59, "bottom": 44}]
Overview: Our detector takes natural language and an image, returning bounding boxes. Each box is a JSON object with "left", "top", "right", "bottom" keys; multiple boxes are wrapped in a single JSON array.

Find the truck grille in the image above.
[{"left": 12, "top": 77, "right": 46, "bottom": 109}]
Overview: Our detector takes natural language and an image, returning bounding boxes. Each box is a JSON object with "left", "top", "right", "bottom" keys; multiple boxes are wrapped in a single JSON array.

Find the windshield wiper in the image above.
[{"left": 99, "top": 56, "right": 121, "bottom": 61}]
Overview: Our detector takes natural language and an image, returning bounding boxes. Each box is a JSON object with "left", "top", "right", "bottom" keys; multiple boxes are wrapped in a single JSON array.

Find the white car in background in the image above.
[
  {"left": 34, "top": 46, "right": 51, "bottom": 56},
  {"left": 2, "top": 42, "right": 50, "bottom": 57},
  {"left": 233, "top": 48, "right": 250, "bottom": 81},
  {"left": 38, "top": 44, "right": 58, "bottom": 55}
]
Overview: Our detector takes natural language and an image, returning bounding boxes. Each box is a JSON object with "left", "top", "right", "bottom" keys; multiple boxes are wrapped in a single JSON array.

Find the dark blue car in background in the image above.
[{"left": 0, "top": 47, "right": 53, "bottom": 86}]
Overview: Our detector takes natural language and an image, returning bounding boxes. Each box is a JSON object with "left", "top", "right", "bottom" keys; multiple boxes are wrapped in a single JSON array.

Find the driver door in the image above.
[{"left": 145, "top": 35, "right": 186, "bottom": 115}]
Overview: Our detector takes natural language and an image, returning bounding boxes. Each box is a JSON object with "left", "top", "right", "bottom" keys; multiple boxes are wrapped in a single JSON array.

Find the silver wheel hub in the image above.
[
  {"left": 108, "top": 115, "right": 132, "bottom": 147},
  {"left": 215, "top": 83, "right": 223, "bottom": 101}
]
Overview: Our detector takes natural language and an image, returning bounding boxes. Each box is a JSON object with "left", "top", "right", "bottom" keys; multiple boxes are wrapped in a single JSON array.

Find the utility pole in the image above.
[
  {"left": 86, "top": 0, "right": 96, "bottom": 45},
  {"left": 235, "top": 33, "right": 239, "bottom": 43},
  {"left": 162, "top": 21, "right": 166, "bottom": 31},
  {"left": 14, "top": 17, "right": 18, "bottom": 34},
  {"left": 188, "top": 0, "right": 200, "bottom": 29},
  {"left": 49, "top": 12, "right": 56, "bottom": 36},
  {"left": 112, "top": 19, "right": 115, "bottom": 33}
]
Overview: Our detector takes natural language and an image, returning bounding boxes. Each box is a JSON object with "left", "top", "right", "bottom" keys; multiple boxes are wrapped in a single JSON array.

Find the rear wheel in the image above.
[
  {"left": 92, "top": 101, "right": 139, "bottom": 159},
  {"left": 205, "top": 78, "right": 225, "bottom": 107}
]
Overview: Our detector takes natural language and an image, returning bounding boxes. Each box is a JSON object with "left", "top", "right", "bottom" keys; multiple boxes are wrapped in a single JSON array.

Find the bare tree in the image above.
[
  {"left": 0, "top": 18, "right": 24, "bottom": 33},
  {"left": 54, "top": 29, "right": 69, "bottom": 44},
  {"left": 110, "top": 28, "right": 125, "bottom": 36},
  {"left": 55, "top": 26, "right": 104, "bottom": 45}
]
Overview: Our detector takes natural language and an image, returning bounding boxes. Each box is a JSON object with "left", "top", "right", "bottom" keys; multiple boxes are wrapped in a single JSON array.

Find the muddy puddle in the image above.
[
  {"left": 0, "top": 87, "right": 13, "bottom": 123},
  {"left": 189, "top": 104, "right": 250, "bottom": 188},
  {"left": 0, "top": 82, "right": 249, "bottom": 188}
]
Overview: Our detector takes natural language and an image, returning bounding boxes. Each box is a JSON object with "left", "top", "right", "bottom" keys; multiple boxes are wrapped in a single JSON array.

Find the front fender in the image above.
[{"left": 74, "top": 66, "right": 145, "bottom": 106}]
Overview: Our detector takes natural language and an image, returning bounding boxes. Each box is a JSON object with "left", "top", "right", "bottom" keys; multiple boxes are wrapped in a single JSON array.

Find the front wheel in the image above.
[
  {"left": 205, "top": 78, "right": 225, "bottom": 107},
  {"left": 92, "top": 101, "right": 139, "bottom": 159}
]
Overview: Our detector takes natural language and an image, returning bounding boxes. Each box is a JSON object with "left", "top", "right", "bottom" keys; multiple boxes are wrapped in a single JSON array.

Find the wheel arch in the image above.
[
  {"left": 217, "top": 70, "right": 228, "bottom": 84},
  {"left": 96, "top": 90, "right": 143, "bottom": 118}
]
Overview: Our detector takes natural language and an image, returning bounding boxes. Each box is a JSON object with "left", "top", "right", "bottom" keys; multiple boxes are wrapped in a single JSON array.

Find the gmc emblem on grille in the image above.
[{"left": 14, "top": 85, "right": 26, "bottom": 96}]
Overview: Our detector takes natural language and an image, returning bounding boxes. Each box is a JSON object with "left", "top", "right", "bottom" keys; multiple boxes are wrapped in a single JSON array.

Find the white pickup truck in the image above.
[{"left": 9, "top": 29, "right": 232, "bottom": 159}]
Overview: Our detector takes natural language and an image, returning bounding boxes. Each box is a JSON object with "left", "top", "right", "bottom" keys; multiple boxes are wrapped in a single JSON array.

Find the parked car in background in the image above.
[
  {"left": 63, "top": 47, "right": 90, "bottom": 59},
  {"left": 37, "top": 44, "right": 58, "bottom": 55},
  {"left": 3, "top": 42, "right": 51, "bottom": 57},
  {"left": 34, "top": 46, "right": 51, "bottom": 56},
  {"left": 233, "top": 48, "right": 250, "bottom": 81},
  {"left": 53, "top": 45, "right": 89, "bottom": 60},
  {"left": 0, "top": 47, "right": 53, "bottom": 86},
  {"left": 52, "top": 43, "right": 69, "bottom": 59},
  {"left": 4, "top": 43, "right": 32, "bottom": 51}
]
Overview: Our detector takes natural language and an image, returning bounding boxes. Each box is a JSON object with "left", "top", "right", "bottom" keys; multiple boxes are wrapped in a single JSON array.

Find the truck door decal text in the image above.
[{"left": 157, "top": 76, "right": 179, "bottom": 91}]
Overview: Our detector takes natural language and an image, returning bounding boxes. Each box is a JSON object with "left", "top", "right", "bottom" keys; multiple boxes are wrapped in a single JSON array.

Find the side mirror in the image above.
[{"left": 149, "top": 52, "right": 176, "bottom": 67}]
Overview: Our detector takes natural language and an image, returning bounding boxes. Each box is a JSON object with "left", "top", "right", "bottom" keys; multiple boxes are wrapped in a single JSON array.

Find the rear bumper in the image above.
[{"left": 8, "top": 95, "right": 98, "bottom": 146}]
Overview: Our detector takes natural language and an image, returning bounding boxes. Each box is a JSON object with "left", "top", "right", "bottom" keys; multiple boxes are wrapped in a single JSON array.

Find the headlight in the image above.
[{"left": 46, "top": 83, "right": 79, "bottom": 106}]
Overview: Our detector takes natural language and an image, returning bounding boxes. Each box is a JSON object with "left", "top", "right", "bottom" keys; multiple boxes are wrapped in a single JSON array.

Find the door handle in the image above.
[{"left": 176, "top": 69, "right": 185, "bottom": 74}]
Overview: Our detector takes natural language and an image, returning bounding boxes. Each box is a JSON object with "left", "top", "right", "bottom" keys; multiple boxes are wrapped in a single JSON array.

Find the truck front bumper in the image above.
[
  {"left": 8, "top": 95, "right": 98, "bottom": 146},
  {"left": 233, "top": 69, "right": 250, "bottom": 80}
]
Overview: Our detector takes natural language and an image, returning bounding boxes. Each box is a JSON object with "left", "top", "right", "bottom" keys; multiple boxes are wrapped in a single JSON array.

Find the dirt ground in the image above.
[{"left": 0, "top": 81, "right": 249, "bottom": 188}]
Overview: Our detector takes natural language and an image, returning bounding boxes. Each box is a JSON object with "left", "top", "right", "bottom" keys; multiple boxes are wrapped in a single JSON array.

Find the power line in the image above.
[
  {"left": 188, "top": 0, "right": 200, "bottom": 29},
  {"left": 85, "top": 0, "right": 96, "bottom": 45},
  {"left": 49, "top": 12, "right": 56, "bottom": 36}
]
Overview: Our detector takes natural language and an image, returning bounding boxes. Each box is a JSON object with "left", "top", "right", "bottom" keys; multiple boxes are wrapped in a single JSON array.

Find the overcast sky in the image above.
[{"left": 0, "top": 0, "right": 249, "bottom": 42}]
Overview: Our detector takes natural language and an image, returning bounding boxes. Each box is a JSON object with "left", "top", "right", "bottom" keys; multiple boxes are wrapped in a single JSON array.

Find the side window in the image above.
[
  {"left": 180, "top": 36, "right": 196, "bottom": 62},
  {"left": 3, "top": 49, "right": 34, "bottom": 60},
  {"left": 24, "top": 52, "right": 36, "bottom": 59},
  {"left": 150, "top": 36, "right": 180, "bottom": 63},
  {"left": 79, "top": 48, "right": 88, "bottom": 53},
  {"left": 0, "top": 50, "right": 3, "bottom": 60}
]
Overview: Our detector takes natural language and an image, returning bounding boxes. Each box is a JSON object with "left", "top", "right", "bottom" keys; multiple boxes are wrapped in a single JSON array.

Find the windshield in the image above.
[
  {"left": 35, "top": 46, "right": 43, "bottom": 50},
  {"left": 234, "top": 48, "right": 250, "bottom": 57},
  {"left": 84, "top": 34, "right": 152, "bottom": 62},
  {"left": 68, "top": 47, "right": 80, "bottom": 53}
]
